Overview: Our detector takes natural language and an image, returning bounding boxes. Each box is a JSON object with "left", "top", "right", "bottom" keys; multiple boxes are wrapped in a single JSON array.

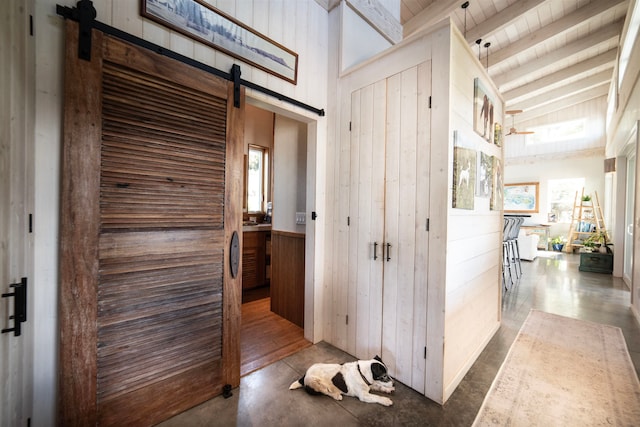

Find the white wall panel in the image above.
[
  {"left": 1, "top": 2, "right": 35, "bottom": 426},
  {"left": 443, "top": 25, "right": 503, "bottom": 403},
  {"left": 342, "top": 6, "right": 391, "bottom": 70},
  {"left": 274, "top": 115, "right": 308, "bottom": 233}
]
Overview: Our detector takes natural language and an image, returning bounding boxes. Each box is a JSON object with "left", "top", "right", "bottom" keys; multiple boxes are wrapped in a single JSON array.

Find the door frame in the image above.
[{"left": 244, "top": 98, "right": 320, "bottom": 343}]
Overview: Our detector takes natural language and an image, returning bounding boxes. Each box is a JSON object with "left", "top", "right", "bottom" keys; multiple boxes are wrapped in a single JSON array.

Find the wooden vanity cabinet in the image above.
[{"left": 242, "top": 230, "right": 270, "bottom": 290}]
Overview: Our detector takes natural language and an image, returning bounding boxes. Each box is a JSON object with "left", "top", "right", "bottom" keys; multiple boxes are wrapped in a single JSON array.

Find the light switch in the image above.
[{"left": 296, "top": 212, "right": 306, "bottom": 224}]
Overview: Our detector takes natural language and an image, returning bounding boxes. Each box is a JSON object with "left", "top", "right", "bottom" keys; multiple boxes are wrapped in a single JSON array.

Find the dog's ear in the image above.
[
  {"left": 374, "top": 355, "right": 383, "bottom": 363},
  {"left": 371, "top": 361, "right": 389, "bottom": 381}
]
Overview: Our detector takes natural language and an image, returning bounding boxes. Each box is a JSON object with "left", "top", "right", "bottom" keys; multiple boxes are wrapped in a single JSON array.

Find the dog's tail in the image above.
[{"left": 289, "top": 375, "right": 305, "bottom": 390}]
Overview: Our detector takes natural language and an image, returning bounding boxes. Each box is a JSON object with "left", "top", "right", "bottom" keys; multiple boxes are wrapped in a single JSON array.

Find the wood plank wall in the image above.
[
  {"left": 271, "top": 230, "right": 305, "bottom": 328},
  {"left": 1, "top": 2, "right": 34, "bottom": 426},
  {"left": 443, "top": 27, "right": 502, "bottom": 402}
]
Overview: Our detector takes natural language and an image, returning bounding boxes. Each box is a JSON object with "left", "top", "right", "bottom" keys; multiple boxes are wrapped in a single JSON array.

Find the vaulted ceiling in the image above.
[{"left": 401, "top": 0, "right": 628, "bottom": 134}]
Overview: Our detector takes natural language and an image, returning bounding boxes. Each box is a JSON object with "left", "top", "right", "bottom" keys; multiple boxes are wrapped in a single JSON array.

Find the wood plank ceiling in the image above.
[{"left": 401, "top": 0, "right": 628, "bottom": 134}]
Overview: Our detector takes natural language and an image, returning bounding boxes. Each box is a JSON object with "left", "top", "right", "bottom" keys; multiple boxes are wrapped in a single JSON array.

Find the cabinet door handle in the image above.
[
  {"left": 373, "top": 242, "right": 378, "bottom": 260},
  {"left": 386, "top": 243, "right": 391, "bottom": 262},
  {"left": 1, "top": 278, "right": 27, "bottom": 337}
]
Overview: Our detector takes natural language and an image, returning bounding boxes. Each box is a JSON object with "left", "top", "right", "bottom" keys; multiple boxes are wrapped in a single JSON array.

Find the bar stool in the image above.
[
  {"left": 502, "top": 217, "right": 514, "bottom": 291},
  {"left": 508, "top": 216, "right": 524, "bottom": 279}
]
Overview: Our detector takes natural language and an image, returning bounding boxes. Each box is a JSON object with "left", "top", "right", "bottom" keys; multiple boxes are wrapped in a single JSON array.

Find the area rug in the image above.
[{"left": 473, "top": 310, "right": 640, "bottom": 426}]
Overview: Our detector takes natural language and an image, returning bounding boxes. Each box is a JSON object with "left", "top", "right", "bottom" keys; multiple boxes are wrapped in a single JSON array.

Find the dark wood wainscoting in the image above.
[{"left": 271, "top": 230, "right": 305, "bottom": 328}]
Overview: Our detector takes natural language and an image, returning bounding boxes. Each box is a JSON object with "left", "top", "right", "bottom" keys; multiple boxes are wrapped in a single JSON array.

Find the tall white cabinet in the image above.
[{"left": 327, "top": 18, "right": 503, "bottom": 404}]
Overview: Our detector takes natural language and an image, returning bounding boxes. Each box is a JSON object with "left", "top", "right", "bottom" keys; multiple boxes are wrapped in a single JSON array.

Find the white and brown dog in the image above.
[{"left": 289, "top": 356, "right": 395, "bottom": 406}]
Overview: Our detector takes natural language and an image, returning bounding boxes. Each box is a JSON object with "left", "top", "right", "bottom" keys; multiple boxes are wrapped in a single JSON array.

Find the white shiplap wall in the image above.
[
  {"left": 443, "top": 25, "right": 502, "bottom": 402},
  {"left": 1, "top": 2, "right": 35, "bottom": 427},
  {"left": 29, "top": 1, "right": 329, "bottom": 424}
]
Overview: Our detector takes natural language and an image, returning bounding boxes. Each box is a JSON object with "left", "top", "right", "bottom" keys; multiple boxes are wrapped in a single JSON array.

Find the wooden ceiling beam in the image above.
[
  {"left": 347, "top": 0, "right": 403, "bottom": 44},
  {"left": 314, "top": 0, "right": 341, "bottom": 12},
  {"left": 492, "top": 19, "right": 623, "bottom": 88},
  {"left": 403, "top": 0, "right": 460, "bottom": 38},
  {"left": 503, "top": 49, "right": 617, "bottom": 103},
  {"left": 511, "top": 84, "right": 609, "bottom": 124},
  {"left": 465, "top": 0, "right": 547, "bottom": 45},
  {"left": 486, "top": 0, "right": 627, "bottom": 67},
  {"left": 508, "top": 69, "right": 613, "bottom": 111}
]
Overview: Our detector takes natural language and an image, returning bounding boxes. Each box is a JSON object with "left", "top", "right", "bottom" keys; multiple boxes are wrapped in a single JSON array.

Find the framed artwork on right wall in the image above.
[{"left": 473, "top": 78, "right": 495, "bottom": 143}]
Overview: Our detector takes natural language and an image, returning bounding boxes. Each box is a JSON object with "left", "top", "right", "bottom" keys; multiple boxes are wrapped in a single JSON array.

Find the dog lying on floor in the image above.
[{"left": 289, "top": 356, "right": 395, "bottom": 406}]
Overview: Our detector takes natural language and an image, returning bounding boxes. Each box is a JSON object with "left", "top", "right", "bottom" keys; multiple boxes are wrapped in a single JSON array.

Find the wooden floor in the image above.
[{"left": 240, "top": 297, "right": 311, "bottom": 376}]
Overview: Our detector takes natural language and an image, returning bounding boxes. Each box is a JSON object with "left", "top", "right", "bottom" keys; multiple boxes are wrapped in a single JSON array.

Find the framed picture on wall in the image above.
[
  {"left": 473, "top": 78, "right": 494, "bottom": 143},
  {"left": 476, "top": 152, "right": 492, "bottom": 198},
  {"left": 494, "top": 123, "right": 503, "bottom": 147},
  {"left": 490, "top": 156, "right": 503, "bottom": 211},
  {"left": 140, "top": 0, "right": 299, "bottom": 84},
  {"left": 504, "top": 182, "right": 539, "bottom": 213},
  {"left": 453, "top": 146, "right": 476, "bottom": 210}
]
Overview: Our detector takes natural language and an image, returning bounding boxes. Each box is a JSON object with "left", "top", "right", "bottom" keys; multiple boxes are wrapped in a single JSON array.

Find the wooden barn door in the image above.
[
  {"left": 347, "top": 61, "right": 431, "bottom": 394},
  {"left": 59, "top": 22, "right": 243, "bottom": 426}
]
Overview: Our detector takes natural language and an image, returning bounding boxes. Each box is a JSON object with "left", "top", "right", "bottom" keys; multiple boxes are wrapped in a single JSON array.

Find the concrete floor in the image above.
[{"left": 159, "top": 252, "right": 640, "bottom": 426}]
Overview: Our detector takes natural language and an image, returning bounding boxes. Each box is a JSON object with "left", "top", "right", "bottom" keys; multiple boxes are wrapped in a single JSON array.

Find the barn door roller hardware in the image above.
[
  {"left": 2, "top": 278, "right": 27, "bottom": 337},
  {"left": 56, "top": 1, "right": 325, "bottom": 117},
  {"left": 55, "top": 0, "right": 96, "bottom": 61}
]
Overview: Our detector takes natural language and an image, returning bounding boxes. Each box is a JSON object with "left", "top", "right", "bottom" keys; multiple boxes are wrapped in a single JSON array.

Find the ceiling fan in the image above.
[{"left": 505, "top": 110, "right": 534, "bottom": 136}]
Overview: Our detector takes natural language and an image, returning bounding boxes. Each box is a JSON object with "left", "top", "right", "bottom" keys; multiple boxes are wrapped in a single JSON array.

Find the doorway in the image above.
[{"left": 240, "top": 104, "right": 312, "bottom": 376}]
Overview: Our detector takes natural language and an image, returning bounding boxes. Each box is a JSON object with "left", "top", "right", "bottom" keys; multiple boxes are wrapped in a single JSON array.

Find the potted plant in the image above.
[
  {"left": 550, "top": 235, "right": 566, "bottom": 251},
  {"left": 584, "top": 231, "right": 612, "bottom": 254},
  {"left": 582, "top": 194, "right": 592, "bottom": 205}
]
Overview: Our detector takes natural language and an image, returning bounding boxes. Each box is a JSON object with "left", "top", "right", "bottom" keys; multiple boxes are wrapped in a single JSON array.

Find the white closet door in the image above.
[
  {"left": 382, "top": 63, "right": 431, "bottom": 393},
  {"left": 348, "top": 81, "right": 386, "bottom": 359},
  {"left": 347, "top": 61, "right": 431, "bottom": 394}
]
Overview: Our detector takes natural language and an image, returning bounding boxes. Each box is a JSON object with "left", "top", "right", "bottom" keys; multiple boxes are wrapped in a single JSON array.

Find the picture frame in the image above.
[
  {"left": 473, "top": 78, "right": 495, "bottom": 143},
  {"left": 490, "top": 156, "right": 503, "bottom": 211},
  {"left": 476, "top": 151, "right": 492, "bottom": 198},
  {"left": 141, "top": 0, "right": 299, "bottom": 84},
  {"left": 504, "top": 182, "right": 539, "bottom": 213},
  {"left": 494, "top": 123, "right": 502, "bottom": 147},
  {"left": 453, "top": 146, "right": 476, "bottom": 210}
]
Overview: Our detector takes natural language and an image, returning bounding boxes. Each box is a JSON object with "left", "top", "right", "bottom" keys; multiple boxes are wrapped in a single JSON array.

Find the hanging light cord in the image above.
[
  {"left": 484, "top": 42, "right": 491, "bottom": 70},
  {"left": 461, "top": 2, "right": 470, "bottom": 39}
]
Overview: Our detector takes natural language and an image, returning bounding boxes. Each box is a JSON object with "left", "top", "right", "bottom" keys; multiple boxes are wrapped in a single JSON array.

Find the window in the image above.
[
  {"left": 247, "top": 145, "right": 269, "bottom": 212},
  {"left": 526, "top": 119, "right": 586, "bottom": 145},
  {"left": 548, "top": 178, "right": 585, "bottom": 223},
  {"left": 618, "top": 0, "right": 640, "bottom": 92}
]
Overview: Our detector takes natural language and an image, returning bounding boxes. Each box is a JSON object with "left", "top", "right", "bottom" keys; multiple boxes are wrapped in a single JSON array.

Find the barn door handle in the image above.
[
  {"left": 386, "top": 243, "right": 391, "bottom": 262},
  {"left": 230, "top": 231, "right": 239, "bottom": 278},
  {"left": 1, "top": 277, "right": 27, "bottom": 337},
  {"left": 373, "top": 242, "right": 378, "bottom": 260}
]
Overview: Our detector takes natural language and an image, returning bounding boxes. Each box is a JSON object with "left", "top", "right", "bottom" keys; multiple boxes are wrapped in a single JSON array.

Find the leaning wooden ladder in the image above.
[{"left": 566, "top": 189, "right": 607, "bottom": 252}]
